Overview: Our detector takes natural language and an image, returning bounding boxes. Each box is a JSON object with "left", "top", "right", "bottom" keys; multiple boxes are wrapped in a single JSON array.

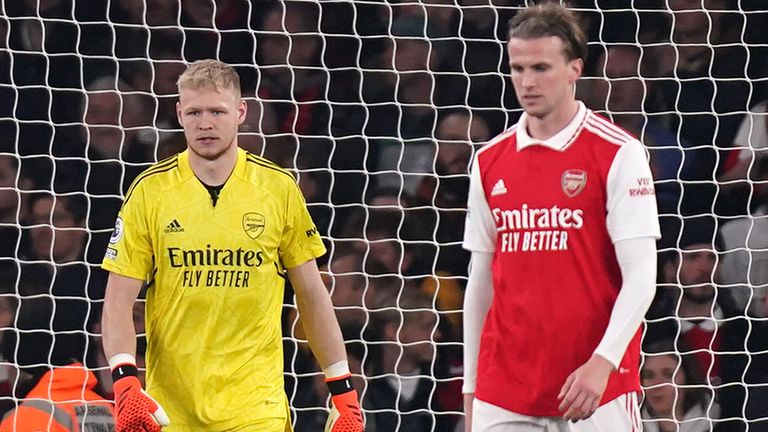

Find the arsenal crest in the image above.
[
  {"left": 561, "top": 169, "right": 587, "bottom": 198},
  {"left": 243, "top": 212, "right": 265, "bottom": 239}
]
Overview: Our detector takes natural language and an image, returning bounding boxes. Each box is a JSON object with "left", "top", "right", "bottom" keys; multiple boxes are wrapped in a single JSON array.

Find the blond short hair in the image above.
[{"left": 176, "top": 59, "right": 241, "bottom": 99}]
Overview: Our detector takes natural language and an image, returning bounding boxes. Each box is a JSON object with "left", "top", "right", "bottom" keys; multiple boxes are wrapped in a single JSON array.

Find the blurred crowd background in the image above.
[{"left": 1, "top": 0, "right": 767, "bottom": 431}]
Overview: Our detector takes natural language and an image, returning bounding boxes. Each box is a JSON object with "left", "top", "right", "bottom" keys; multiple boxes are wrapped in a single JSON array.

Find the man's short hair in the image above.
[
  {"left": 176, "top": 59, "right": 241, "bottom": 99},
  {"left": 659, "top": 215, "right": 723, "bottom": 254},
  {"left": 507, "top": 2, "right": 588, "bottom": 62}
]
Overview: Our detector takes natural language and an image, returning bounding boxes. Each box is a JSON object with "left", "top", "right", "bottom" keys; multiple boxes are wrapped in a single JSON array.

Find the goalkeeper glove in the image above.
[
  {"left": 110, "top": 355, "right": 170, "bottom": 432},
  {"left": 324, "top": 373, "right": 364, "bottom": 432}
]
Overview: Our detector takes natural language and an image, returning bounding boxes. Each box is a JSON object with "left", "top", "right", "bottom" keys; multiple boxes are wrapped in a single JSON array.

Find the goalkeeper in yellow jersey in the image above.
[{"left": 100, "top": 59, "right": 363, "bottom": 432}]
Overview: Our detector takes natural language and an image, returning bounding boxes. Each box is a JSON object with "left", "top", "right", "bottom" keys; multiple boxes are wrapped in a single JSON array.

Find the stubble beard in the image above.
[{"left": 682, "top": 284, "right": 716, "bottom": 304}]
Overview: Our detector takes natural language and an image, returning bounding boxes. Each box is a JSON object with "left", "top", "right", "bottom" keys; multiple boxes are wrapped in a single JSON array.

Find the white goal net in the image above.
[{"left": 0, "top": 0, "right": 766, "bottom": 430}]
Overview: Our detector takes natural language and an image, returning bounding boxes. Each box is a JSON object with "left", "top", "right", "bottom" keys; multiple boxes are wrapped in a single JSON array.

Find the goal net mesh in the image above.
[{"left": 0, "top": 0, "right": 766, "bottom": 430}]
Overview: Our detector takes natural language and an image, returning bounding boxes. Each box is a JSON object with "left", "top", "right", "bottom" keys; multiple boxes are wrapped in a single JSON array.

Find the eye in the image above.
[{"left": 662, "top": 368, "right": 675, "bottom": 381}]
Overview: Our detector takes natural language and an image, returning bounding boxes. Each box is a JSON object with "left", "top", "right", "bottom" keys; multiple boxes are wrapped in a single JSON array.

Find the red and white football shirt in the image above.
[{"left": 463, "top": 102, "right": 660, "bottom": 416}]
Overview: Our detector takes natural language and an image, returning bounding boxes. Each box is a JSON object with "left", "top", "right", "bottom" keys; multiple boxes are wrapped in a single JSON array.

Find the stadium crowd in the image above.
[{"left": 0, "top": 0, "right": 767, "bottom": 431}]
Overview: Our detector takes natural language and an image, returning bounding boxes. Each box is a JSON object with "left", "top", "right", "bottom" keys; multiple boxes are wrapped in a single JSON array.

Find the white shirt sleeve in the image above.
[
  {"left": 462, "top": 251, "right": 494, "bottom": 394},
  {"left": 733, "top": 108, "right": 751, "bottom": 151},
  {"left": 463, "top": 156, "right": 496, "bottom": 253},
  {"left": 606, "top": 139, "right": 661, "bottom": 242},
  {"left": 733, "top": 101, "right": 768, "bottom": 162},
  {"left": 593, "top": 236, "right": 657, "bottom": 367}
]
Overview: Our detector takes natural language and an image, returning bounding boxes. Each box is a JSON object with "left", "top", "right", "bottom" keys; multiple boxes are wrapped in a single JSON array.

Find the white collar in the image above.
[
  {"left": 516, "top": 101, "right": 588, "bottom": 151},
  {"left": 680, "top": 304, "right": 724, "bottom": 333}
]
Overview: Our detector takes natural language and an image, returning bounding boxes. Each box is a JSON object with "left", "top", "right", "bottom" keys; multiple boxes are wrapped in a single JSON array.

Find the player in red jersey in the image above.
[{"left": 462, "top": 3, "right": 660, "bottom": 431}]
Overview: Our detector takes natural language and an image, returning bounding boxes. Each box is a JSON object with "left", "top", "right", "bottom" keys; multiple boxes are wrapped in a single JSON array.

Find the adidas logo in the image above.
[
  {"left": 164, "top": 219, "right": 184, "bottom": 233},
  {"left": 491, "top": 179, "right": 507, "bottom": 196}
]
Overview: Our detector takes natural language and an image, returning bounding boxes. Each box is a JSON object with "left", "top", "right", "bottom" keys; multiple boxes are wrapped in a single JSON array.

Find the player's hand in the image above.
[
  {"left": 463, "top": 393, "right": 474, "bottom": 432},
  {"left": 112, "top": 363, "right": 170, "bottom": 432},
  {"left": 324, "top": 374, "right": 364, "bottom": 432},
  {"left": 557, "top": 354, "right": 613, "bottom": 422}
]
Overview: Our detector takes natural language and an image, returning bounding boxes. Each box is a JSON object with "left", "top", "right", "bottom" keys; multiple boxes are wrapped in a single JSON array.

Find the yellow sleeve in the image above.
[
  {"left": 101, "top": 180, "right": 155, "bottom": 281},
  {"left": 278, "top": 180, "right": 326, "bottom": 268}
]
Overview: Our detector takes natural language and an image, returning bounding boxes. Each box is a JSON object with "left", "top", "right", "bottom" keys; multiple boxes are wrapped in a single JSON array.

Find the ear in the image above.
[
  {"left": 237, "top": 99, "right": 247, "bottom": 126},
  {"left": 176, "top": 101, "right": 183, "bottom": 127},
  {"left": 569, "top": 57, "right": 584, "bottom": 84},
  {"left": 663, "top": 257, "right": 678, "bottom": 284}
]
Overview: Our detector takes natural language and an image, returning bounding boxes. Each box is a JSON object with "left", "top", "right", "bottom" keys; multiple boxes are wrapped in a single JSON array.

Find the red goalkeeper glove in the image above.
[
  {"left": 324, "top": 374, "right": 364, "bottom": 432},
  {"left": 111, "top": 360, "right": 170, "bottom": 432}
]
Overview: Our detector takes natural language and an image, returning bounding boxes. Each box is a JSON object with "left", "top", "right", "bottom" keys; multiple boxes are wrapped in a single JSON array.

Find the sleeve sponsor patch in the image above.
[
  {"left": 104, "top": 247, "right": 118, "bottom": 260},
  {"left": 109, "top": 217, "right": 124, "bottom": 244},
  {"left": 629, "top": 177, "right": 655, "bottom": 197},
  {"left": 305, "top": 226, "right": 318, "bottom": 238}
]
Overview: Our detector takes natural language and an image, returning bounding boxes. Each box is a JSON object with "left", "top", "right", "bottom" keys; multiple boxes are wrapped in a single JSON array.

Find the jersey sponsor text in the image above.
[
  {"left": 169, "top": 245, "right": 264, "bottom": 288},
  {"left": 181, "top": 269, "right": 251, "bottom": 288},
  {"left": 492, "top": 204, "right": 583, "bottom": 252},
  {"left": 168, "top": 245, "right": 264, "bottom": 267},
  {"left": 499, "top": 230, "right": 569, "bottom": 252},
  {"left": 492, "top": 204, "right": 584, "bottom": 230}
]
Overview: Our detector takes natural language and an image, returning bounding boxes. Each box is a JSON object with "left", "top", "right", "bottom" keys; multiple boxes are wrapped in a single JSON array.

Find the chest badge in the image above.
[
  {"left": 561, "top": 169, "right": 587, "bottom": 198},
  {"left": 243, "top": 212, "right": 266, "bottom": 239}
]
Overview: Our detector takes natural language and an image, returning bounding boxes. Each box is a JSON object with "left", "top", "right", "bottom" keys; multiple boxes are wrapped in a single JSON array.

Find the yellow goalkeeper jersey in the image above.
[{"left": 102, "top": 148, "right": 325, "bottom": 431}]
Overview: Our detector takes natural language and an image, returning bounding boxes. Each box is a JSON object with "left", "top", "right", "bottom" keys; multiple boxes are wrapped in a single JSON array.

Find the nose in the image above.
[
  {"left": 692, "top": 256, "right": 715, "bottom": 278},
  {"left": 198, "top": 114, "right": 214, "bottom": 130},
  {"left": 521, "top": 69, "right": 536, "bottom": 88}
]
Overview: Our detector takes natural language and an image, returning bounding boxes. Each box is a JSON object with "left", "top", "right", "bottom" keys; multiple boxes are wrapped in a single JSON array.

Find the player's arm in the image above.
[
  {"left": 557, "top": 237, "right": 656, "bottom": 421},
  {"left": 102, "top": 273, "right": 143, "bottom": 362},
  {"left": 461, "top": 155, "right": 497, "bottom": 432},
  {"left": 558, "top": 139, "right": 660, "bottom": 422},
  {"left": 287, "top": 259, "right": 364, "bottom": 432},
  {"left": 462, "top": 251, "right": 494, "bottom": 432},
  {"left": 102, "top": 272, "right": 170, "bottom": 431},
  {"left": 593, "top": 237, "right": 657, "bottom": 366}
]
